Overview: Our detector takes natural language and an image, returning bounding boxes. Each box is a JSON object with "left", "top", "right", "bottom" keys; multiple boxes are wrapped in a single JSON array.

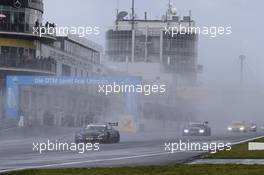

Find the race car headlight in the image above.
[
  {"left": 251, "top": 126, "right": 256, "bottom": 129},
  {"left": 199, "top": 129, "right": 205, "bottom": 133},
  {"left": 228, "top": 127, "right": 232, "bottom": 131},
  {"left": 240, "top": 127, "right": 245, "bottom": 131},
  {"left": 184, "top": 129, "right": 189, "bottom": 133}
]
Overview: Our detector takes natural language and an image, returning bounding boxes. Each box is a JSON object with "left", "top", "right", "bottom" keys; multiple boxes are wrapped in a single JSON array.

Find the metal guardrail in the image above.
[{"left": 0, "top": 55, "right": 57, "bottom": 74}]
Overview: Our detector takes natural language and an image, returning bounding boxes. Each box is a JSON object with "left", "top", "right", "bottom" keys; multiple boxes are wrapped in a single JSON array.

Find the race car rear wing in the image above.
[
  {"left": 189, "top": 121, "right": 209, "bottom": 125},
  {"left": 108, "top": 122, "right": 118, "bottom": 127}
]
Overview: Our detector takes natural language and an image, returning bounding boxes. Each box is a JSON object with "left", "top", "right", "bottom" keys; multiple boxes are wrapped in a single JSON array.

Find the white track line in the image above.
[
  {"left": 0, "top": 150, "right": 206, "bottom": 173},
  {"left": 231, "top": 135, "right": 264, "bottom": 145},
  {"left": 0, "top": 151, "right": 173, "bottom": 173}
]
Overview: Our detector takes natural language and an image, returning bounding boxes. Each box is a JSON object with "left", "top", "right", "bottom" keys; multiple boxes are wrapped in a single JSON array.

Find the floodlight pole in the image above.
[
  {"left": 131, "top": 0, "right": 135, "bottom": 30},
  {"left": 131, "top": 0, "right": 135, "bottom": 62},
  {"left": 239, "top": 55, "right": 246, "bottom": 84}
]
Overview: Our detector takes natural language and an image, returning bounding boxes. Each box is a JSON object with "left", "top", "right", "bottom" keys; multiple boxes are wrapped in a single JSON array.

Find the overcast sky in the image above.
[{"left": 43, "top": 0, "right": 264, "bottom": 86}]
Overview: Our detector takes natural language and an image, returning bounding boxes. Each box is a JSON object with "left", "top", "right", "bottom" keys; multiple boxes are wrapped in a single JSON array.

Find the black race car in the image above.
[
  {"left": 75, "top": 123, "right": 120, "bottom": 144},
  {"left": 183, "top": 122, "right": 211, "bottom": 136}
]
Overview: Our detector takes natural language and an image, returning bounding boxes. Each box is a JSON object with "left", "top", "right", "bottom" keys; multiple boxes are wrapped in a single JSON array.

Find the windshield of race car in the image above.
[
  {"left": 189, "top": 124, "right": 205, "bottom": 127},
  {"left": 232, "top": 122, "right": 244, "bottom": 126},
  {"left": 85, "top": 125, "right": 106, "bottom": 131}
]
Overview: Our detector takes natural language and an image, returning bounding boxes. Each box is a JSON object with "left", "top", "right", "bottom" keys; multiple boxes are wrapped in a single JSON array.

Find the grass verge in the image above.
[{"left": 2, "top": 165, "right": 264, "bottom": 175}]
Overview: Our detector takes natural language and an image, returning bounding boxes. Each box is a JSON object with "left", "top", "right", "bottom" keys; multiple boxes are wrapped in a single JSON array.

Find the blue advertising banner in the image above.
[{"left": 5, "top": 76, "right": 141, "bottom": 120}]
